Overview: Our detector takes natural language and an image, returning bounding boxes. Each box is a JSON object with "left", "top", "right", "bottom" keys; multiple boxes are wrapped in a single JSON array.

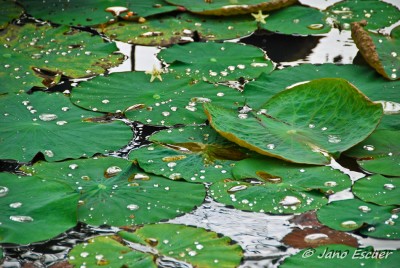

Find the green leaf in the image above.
[
  {"left": 344, "top": 130, "right": 400, "bottom": 176},
  {"left": 209, "top": 157, "right": 350, "bottom": 214},
  {"left": 71, "top": 72, "right": 244, "bottom": 126},
  {"left": 19, "top": 0, "right": 177, "bottom": 26},
  {"left": 22, "top": 157, "right": 206, "bottom": 226},
  {"left": 280, "top": 244, "right": 400, "bottom": 267},
  {"left": 243, "top": 64, "right": 400, "bottom": 109},
  {"left": 205, "top": 78, "right": 383, "bottom": 165},
  {"left": 0, "top": 24, "right": 123, "bottom": 94},
  {"left": 0, "top": 0, "right": 23, "bottom": 30},
  {"left": 99, "top": 13, "right": 255, "bottom": 46},
  {"left": 68, "top": 236, "right": 155, "bottom": 268},
  {"left": 262, "top": 5, "right": 331, "bottom": 35},
  {"left": 351, "top": 22, "right": 400, "bottom": 80},
  {"left": 0, "top": 172, "right": 79, "bottom": 244},
  {"left": 159, "top": 42, "right": 274, "bottom": 83},
  {"left": 353, "top": 174, "right": 400, "bottom": 206},
  {"left": 119, "top": 223, "right": 243, "bottom": 267},
  {"left": 164, "top": 0, "right": 297, "bottom": 15},
  {"left": 130, "top": 125, "right": 251, "bottom": 183},
  {"left": 316, "top": 198, "right": 400, "bottom": 239},
  {"left": 0, "top": 92, "right": 132, "bottom": 162},
  {"left": 325, "top": 0, "right": 400, "bottom": 31}
]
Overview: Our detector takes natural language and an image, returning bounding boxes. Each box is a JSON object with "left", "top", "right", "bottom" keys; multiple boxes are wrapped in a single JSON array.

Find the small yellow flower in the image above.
[
  {"left": 251, "top": 10, "right": 269, "bottom": 24},
  {"left": 145, "top": 65, "right": 163, "bottom": 82}
]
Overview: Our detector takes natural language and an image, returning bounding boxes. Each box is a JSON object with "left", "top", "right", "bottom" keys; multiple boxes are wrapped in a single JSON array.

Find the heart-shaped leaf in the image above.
[
  {"left": 0, "top": 92, "right": 132, "bottom": 162},
  {"left": 205, "top": 78, "right": 383, "bottom": 165}
]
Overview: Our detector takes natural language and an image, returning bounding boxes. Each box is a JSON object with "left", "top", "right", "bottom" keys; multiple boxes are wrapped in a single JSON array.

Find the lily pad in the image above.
[
  {"left": 352, "top": 174, "right": 400, "bottom": 206},
  {"left": 0, "top": 24, "right": 123, "bottom": 94},
  {"left": 71, "top": 72, "right": 244, "bottom": 126},
  {"left": 22, "top": 157, "right": 206, "bottom": 226},
  {"left": 0, "top": 172, "right": 79, "bottom": 245},
  {"left": 344, "top": 130, "right": 400, "bottom": 176},
  {"left": 0, "top": 0, "right": 23, "bottom": 30},
  {"left": 119, "top": 224, "right": 243, "bottom": 267},
  {"left": 158, "top": 41, "right": 274, "bottom": 82},
  {"left": 280, "top": 244, "right": 400, "bottom": 267},
  {"left": 205, "top": 78, "right": 383, "bottom": 165},
  {"left": 209, "top": 157, "right": 350, "bottom": 214},
  {"left": 165, "top": 0, "right": 297, "bottom": 16},
  {"left": 262, "top": 5, "right": 331, "bottom": 35},
  {"left": 352, "top": 22, "right": 399, "bottom": 80},
  {"left": 325, "top": 0, "right": 400, "bottom": 31},
  {"left": 129, "top": 125, "right": 251, "bottom": 183},
  {"left": 316, "top": 198, "right": 400, "bottom": 239},
  {"left": 100, "top": 13, "right": 255, "bottom": 46},
  {"left": 68, "top": 236, "right": 155, "bottom": 268},
  {"left": 0, "top": 92, "right": 132, "bottom": 162},
  {"left": 243, "top": 63, "right": 400, "bottom": 108},
  {"left": 19, "top": 0, "right": 177, "bottom": 26}
]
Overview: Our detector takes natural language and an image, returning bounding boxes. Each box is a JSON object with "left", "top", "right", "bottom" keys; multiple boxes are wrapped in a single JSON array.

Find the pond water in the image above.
[{"left": 1, "top": 1, "right": 400, "bottom": 267}]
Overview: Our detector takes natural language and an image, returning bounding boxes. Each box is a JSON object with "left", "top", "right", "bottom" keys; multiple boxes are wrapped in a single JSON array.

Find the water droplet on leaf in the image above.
[{"left": 10, "top": 215, "right": 33, "bottom": 223}]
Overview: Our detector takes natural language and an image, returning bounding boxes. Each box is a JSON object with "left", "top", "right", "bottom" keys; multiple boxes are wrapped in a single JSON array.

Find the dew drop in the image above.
[
  {"left": 304, "top": 233, "right": 330, "bottom": 244},
  {"left": 279, "top": 196, "right": 301, "bottom": 206},
  {"left": 188, "top": 250, "right": 197, "bottom": 256},
  {"left": 69, "top": 164, "right": 78, "bottom": 170},
  {"left": 162, "top": 111, "right": 170, "bottom": 117},
  {"left": 267, "top": 144, "right": 275, "bottom": 150},
  {"left": 237, "top": 64, "right": 245, "bottom": 69},
  {"left": 131, "top": 173, "right": 150, "bottom": 181},
  {"left": 44, "top": 150, "right": 54, "bottom": 157},
  {"left": 307, "top": 24, "right": 324, "bottom": 30},
  {"left": 391, "top": 52, "right": 397, "bottom": 57},
  {"left": 328, "top": 135, "right": 341, "bottom": 143},
  {"left": 167, "top": 162, "right": 177, "bottom": 168},
  {"left": 80, "top": 252, "right": 89, "bottom": 258},
  {"left": 308, "top": 124, "right": 315, "bottom": 129},
  {"left": 363, "top": 145, "right": 375, "bottom": 151},
  {"left": 169, "top": 173, "right": 181, "bottom": 180},
  {"left": 384, "top": 183, "right": 395, "bottom": 190},
  {"left": 238, "top": 113, "right": 248, "bottom": 119},
  {"left": 127, "top": 204, "right": 139, "bottom": 211},
  {"left": 251, "top": 62, "right": 268, "bottom": 67},
  {"left": 196, "top": 244, "right": 204, "bottom": 250},
  {"left": 61, "top": 107, "right": 70, "bottom": 112},
  {"left": 227, "top": 185, "right": 248, "bottom": 193},
  {"left": 0, "top": 186, "right": 9, "bottom": 197},
  {"left": 10, "top": 215, "right": 33, "bottom": 222},
  {"left": 104, "top": 166, "right": 122, "bottom": 178},
  {"left": 9, "top": 202, "right": 22, "bottom": 208},
  {"left": 340, "top": 220, "right": 358, "bottom": 228},
  {"left": 56, "top": 121, "right": 68, "bottom": 125},
  {"left": 39, "top": 113, "right": 58, "bottom": 121},
  {"left": 324, "top": 181, "right": 337, "bottom": 187},
  {"left": 358, "top": 205, "right": 371, "bottom": 213}
]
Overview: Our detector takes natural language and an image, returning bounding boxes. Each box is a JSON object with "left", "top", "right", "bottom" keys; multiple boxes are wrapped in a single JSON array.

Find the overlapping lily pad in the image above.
[
  {"left": 317, "top": 198, "right": 400, "bottom": 239},
  {"left": 0, "top": 92, "right": 132, "bottom": 162},
  {"left": 209, "top": 157, "right": 350, "bottom": 214},
  {"left": 69, "top": 224, "right": 243, "bottom": 267},
  {"left": 280, "top": 244, "right": 400, "bottom": 267},
  {"left": 0, "top": 0, "right": 23, "bottom": 30},
  {"left": 205, "top": 78, "right": 383, "bottom": 165},
  {"left": 159, "top": 42, "right": 274, "bottom": 82},
  {"left": 353, "top": 175, "right": 400, "bottom": 206},
  {"left": 22, "top": 157, "right": 206, "bottom": 226},
  {"left": 130, "top": 126, "right": 251, "bottom": 183},
  {"left": 0, "top": 172, "right": 79, "bottom": 245},
  {"left": 71, "top": 72, "right": 244, "bottom": 126},
  {"left": 100, "top": 13, "right": 255, "bottom": 46},
  {"left": 344, "top": 130, "right": 400, "bottom": 176},
  {"left": 165, "top": 0, "right": 297, "bottom": 15},
  {"left": 0, "top": 24, "right": 123, "bottom": 94},
  {"left": 325, "top": 0, "right": 400, "bottom": 31},
  {"left": 19, "top": 0, "right": 177, "bottom": 26}
]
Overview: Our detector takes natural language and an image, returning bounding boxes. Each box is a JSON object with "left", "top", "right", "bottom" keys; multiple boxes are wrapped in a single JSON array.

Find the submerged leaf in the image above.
[{"left": 205, "top": 78, "right": 383, "bottom": 165}]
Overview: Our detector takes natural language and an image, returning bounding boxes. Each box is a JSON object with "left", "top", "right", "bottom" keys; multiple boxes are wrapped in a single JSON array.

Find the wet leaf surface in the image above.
[
  {"left": 0, "top": 24, "right": 123, "bottom": 93},
  {"left": 0, "top": 172, "right": 79, "bottom": 244},
  {"left": 0, "top": 0, "right": 23, "bottom": 30},
  {"left": 317, "top": 198, "right": 400, "bottom": 239},
  {"left": 0, "top": 92, "right": 132, "bottom": 162},
  {"left": 205, "top": 78, "right": 383, "bottom": 165},
  {"left": 130, "top": 125, "right": 251, "bottom": 183},
  {"left": 344, "top": 130, "right": 400, "bottom": 176},
  {"left": 22, "top": 157, "right": 206, "bottom": 226}
]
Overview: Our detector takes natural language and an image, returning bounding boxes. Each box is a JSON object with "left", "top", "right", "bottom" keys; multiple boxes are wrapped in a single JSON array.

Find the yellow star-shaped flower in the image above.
[
  {"left": 251, "top": 10, "right": 269, "bottom": 24},
  {"left": 145, "top": 65, "right": 163, "bottom": 82}
]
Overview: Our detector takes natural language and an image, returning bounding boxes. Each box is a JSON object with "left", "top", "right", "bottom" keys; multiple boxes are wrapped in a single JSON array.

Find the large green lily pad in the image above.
[
  {"left": 280, "top": 244, "right": 400, "bottom": 267},
  {"left": 71, "top": 72, "right": 244, "bottom": 126},
  {"left": 130, "top": 125, "right": 251, "bottom": 183},
  {"left": 325, "top": 0, "right": 400, "bottom": 31},
  {"left": 0, "top": 92, "right": 132, "bottom": 162},
  {"left": 100, "top": 13, "right": 255, "bottom": 46},
  {"left": 344, "top": 130, "right": 400, "bottom": 176},
  {"left": 353, "top": 174, "right": 400, "bottom": 206},
  {"left": 158, "top": 42, "right": 274, "bottom": 82},
  {"left": 205, "top": 78, "right": 383, "bottom": 165},
  {"left": 0, "top": 24, "right": 123, "bottom": 94},
  {"left": 243, "top": 63, "right": 400, "bottom": 109},
  {"left": 317, "top": 198, "right": 400, "bottom": 239},
  {"left": 19, "top": 0, "right": 177, "bottom": 26},
  {"left": 0, "top": 0, "right": 23, "bottom": 30},
  {"left": 22, "top": 157, "right": 206, "bottom": 226},
  {"left": 165, "top": 0, "right": 297, "bottom": 15},
  {"left": 352, "top": 22, "right": 400, "bottom": 81},
  {"left": 0, "top": 172, "right": 79, "bottom": 245},
  {"left": 209, "top": 157, "right": 350, "bottom": 214}
]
